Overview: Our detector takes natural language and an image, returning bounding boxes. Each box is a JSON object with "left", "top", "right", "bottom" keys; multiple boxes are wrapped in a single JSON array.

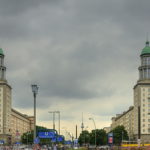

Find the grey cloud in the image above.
[{"left": 0, "top": 0, "right": 149, "bottom": 128}]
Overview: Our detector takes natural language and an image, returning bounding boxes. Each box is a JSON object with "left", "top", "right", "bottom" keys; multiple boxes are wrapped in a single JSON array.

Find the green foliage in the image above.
[
  {"left": 78, "top": 129, "right": 107, "bottom": 146},
  {"left": 21, "top": 130, "right": 33, "bottom": 144},
  {"left": 21, "top": 125, "right": 52, "bottom": 144},
  {"left": 78, "top": 130, "right": 90, "bottom": 145},
  {"left": 110, "top": 125, "right": 129, "bottom": 145},
  {"left": 90, "top": 129, "right": 107, "bottom": 145}
]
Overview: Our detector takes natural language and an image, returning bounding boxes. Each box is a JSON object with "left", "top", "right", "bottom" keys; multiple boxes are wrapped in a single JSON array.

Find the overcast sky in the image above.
[{"left": 0, "top": 0, "right": 149, "bottom": 137}]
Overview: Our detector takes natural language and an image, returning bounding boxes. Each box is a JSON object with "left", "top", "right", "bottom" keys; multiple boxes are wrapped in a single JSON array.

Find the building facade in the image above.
[
  {"left": 0, "top": 48, "right": 34, "bottom": 144},
  {"left": 111, "top": 41, "right": 150, "bottom": 143}
]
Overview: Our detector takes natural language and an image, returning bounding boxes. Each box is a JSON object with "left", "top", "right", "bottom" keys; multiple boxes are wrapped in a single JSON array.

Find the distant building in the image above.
[
  {"left": 111, "top": 41, "right": 150, "bottom": 143},
  {"left": 111, "top": 106, "right": 134, "bottom": 139},
  {"left": 103, "top": 127, "right": 111, "bottom": 133},
  {"left": 0, "top": 48, "right": 34, "bottom": 144}
]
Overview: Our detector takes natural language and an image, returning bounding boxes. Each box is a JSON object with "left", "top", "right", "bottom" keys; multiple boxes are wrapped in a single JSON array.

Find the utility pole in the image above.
[
  {"left": 49, "top": 111, "right": 56, "bottom": 130},
  {"left": 81, "top": 112, "right": 84, "bottom": 133},
  {"left": 138, "top": 106, "right": 141, "bottom": 146},
  {"left": 49, "top": 111, "right": 60, "bottom": 134},
  {"left": 76, "top": 125, "right": 78, "bottom": 139}
]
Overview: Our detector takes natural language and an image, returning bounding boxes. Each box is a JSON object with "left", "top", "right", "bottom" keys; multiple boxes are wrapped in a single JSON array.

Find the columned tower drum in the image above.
[
  {"left": 0, "top": 48, "right": 12, "bottom": 144},
  {"left": 139, "top": 41, "right": 150, "bottom": 80},
  {"left": 0, "top": 48, "right": 6, "bottom": 81}
]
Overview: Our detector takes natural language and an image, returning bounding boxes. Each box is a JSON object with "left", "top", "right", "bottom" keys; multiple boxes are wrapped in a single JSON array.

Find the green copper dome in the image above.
[
  {"left": 0, "top": 48, "right": 4, "bottom": 55},
  {"left": 141, "top": 41, "right": 150, "bottom": 55}
]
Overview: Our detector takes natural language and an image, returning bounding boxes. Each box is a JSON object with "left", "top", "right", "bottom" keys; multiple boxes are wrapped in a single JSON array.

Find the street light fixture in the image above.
[
  {"left": 49, "top": 111, "right": 60, "bottom": 134},
  {"left": 49, "top": 111, "right": 56, "bottom": 130},
  {"left": 55, "top": 111, "right": 60, "bottom": 135},
  {"left": 31, "top": 84, "right": 39, "bottom": 142},
  {"left": 89, "top": 117, "right": 96, "bottom": 147}
]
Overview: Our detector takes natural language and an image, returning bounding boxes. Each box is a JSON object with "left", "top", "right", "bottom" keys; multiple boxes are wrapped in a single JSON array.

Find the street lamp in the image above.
[
  {"left": 31, "top": 84, "right": 39, "bottom": 142},
  {"left": 55, "top": 111, "right": 60, "bottom": 135},
  {"left": 49, "top": 111, "right": 60, "bottom": 134},
  {"left": 89, "top": 117, "right": 96, "bottom": 147},
  {"left": 49, "top": 111, "right": 56, "bottom": 130}
]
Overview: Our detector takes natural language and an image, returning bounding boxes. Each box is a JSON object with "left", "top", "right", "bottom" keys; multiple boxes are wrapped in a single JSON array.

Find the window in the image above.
[
  {"left": 148, "top": 128, "right": 150, "bottom": 133},
  {"left": 143, "top": 124, "right": 145, "bottom": 127},
  {"left": 143, "top": 119, "right": 145, "bottom": 122},
  {"left": 143, "top": 104, "right": 145, "bottom": 107},
  {"left": 148, "top": 124, "right": 150, "bottom": 127},
  {"left": 143, "top": 129, "right": 145, "bottom": 132},
  {"left": 148, "top": 119, "right": 150, "bottom": 122},
  {"left": 143, "top": 109, "right": 145, "bottom": 112}
]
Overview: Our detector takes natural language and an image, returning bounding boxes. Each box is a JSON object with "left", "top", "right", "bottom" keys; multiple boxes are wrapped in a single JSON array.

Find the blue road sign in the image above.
[
  {"left": 15, "top": 142, "right": 21, "bottom": 144},
  {"left": 0, "top": 140, "right": 4, "bottom": 144},
  {"left": 65, "top": 140, "right": 72, "bottom": 145},
  {"left": 51, "top": 137, "right": 56, "bottom": 142},
  {"left": 74, "top": 139, "right": 78, "bottom": 144},
  {"left": 38, "top": 131, "right": 55, "bottom": 138},
  {"left": 34, "top": 137, "right": 40, "bottom": 144},
  {"left": 57, "top": 136, "right": 64, "bottom": 142}
]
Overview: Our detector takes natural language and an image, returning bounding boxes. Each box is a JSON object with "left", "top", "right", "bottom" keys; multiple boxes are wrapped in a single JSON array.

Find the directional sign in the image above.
[
  {"left": 74, "top": 139, "right": 78, "bottom": 144},
  {"left": 0, "top": 140, "right": 4, "bottom": 144},
  {"left": 57, "top": 136, "right": 64, "bottom": 142},
  {"left": 34, "top": 137, "right": 40, "bottom": 144},
  {"left": 65, "top": 140, "right": 72, "bottom": 145},
  {"left": 38, "top": 131, "right": 55, "bottom": 138},
  {"left": 51, "top": 137, "right": 56, "bottom": 142}
]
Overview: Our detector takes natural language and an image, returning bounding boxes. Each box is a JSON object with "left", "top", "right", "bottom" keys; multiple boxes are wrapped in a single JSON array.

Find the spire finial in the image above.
[
  {"left": 147, "top": 32, "right": 149, "bottom": 42},
  {"left": 146, "top": 32, "right": 149, "bottom": 47}
]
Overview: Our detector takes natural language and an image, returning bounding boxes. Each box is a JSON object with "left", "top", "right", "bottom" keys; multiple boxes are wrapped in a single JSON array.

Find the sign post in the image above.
[{"left": 108, "top": 132, "right": 113, "bottom": 147}]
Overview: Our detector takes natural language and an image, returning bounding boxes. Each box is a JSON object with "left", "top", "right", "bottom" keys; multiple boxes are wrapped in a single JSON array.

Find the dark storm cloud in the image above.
[{"left": 0, "top": 0, "right": 149, "bottom": 118}]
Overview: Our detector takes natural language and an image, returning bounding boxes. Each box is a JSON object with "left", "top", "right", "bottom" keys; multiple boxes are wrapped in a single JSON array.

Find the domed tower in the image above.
[
  {"left": 133, "top": 41, "right": 150, "bottom": 143},
  {"left": 0, "top": 48, "right": 12, "bottom": 143},
  {"left": 139, "top": 41, "right": 150, "bottom": 81}
]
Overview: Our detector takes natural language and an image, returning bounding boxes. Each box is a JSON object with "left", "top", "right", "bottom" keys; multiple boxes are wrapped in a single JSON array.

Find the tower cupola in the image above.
[
  {"left": 0, "top": 48, "right": 4, "bottom": 56},
  {"left": 138, "top": 41, "right": 150, "bottom": 81},
  {"left": 141, "top": 41, "right": 150, "bottom": 56}
]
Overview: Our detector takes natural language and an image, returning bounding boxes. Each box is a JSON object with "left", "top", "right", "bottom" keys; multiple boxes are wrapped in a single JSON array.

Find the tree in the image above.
[
  {"left": 21, "top": 131, "right": 33, "bottom": 144},
  {"left": 90, "top": 129, "right": 107, "bottom": 146},
  {"left": 78, "top": 130, "right": 90, "bottom": 145},
  {"left": 111, "top": 125, "right": 129, "bottom": 145},
  {"left": 21, "top": 125, "right": 53, "bottom": 144}
]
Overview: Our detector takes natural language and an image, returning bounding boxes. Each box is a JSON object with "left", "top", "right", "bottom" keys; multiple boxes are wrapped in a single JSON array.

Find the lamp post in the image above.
[
  {"left": 122, "top": 131, "right": 124, "bottom": 143},
  {"left": 31, "top": 84, "right": 38, "bottom": 142},
  {"left": 49, "top": 111, "right": 60, "bottom": 134},
  {"left": 49, "top": 111, "right": 56, "bottom": 130},
  {"left": 89, "top": 117, "right": 96, "bottom": 147},
  {"left": 55, "top": 111, "right": 60, "bottom": 135}
]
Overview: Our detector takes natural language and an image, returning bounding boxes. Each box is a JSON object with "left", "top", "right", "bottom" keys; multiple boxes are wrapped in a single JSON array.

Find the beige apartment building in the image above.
[
  {"left": 0, "top": 48, "right": 34, "bottom": 144},
  {"left": 10, "top": 109, "right": 34, "bottom": 144},
  {"left": 111, "top": 41, "right": 150, "bottom": 143},
  {"left": 111, "top": 106, "right": 134, "bottom": 139}
]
